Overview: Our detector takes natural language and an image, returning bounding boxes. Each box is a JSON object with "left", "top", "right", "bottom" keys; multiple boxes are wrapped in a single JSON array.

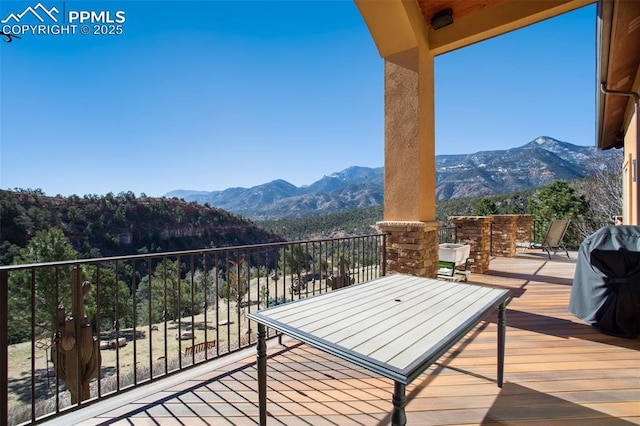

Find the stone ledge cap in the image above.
[
  {"left": 376, "top": 221, "right": 441, "bottom": 228},
  {"left": 448, "top": 216, "right": 494, "bottom": 222}
]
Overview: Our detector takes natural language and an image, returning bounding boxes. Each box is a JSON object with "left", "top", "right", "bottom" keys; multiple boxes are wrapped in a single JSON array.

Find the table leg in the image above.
[
  {"left": 497, "top": 301, "right": 506, "bottom": 387},
  {"left": 391, "top": 381, "right": 407, "bottom": 426},
  {"left": 257, "top": 323, "right": 267, "bottom": 425}
]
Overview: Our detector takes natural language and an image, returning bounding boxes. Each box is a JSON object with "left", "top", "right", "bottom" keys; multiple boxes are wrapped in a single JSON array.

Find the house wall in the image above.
[{"left": 623, "top": 67, "right": 640, "bottom": 225}]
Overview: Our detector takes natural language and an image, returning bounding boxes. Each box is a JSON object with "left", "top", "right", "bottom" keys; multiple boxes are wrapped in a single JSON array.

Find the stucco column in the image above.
[
  {"left": 378, "top": 47, "right": 439, "bottom": 278},
  {"left": 449, "top": 216, "right": 493, "bottom": 274},
  {"left": 383, "top": 50, "right": 436, "bottom": 222}
]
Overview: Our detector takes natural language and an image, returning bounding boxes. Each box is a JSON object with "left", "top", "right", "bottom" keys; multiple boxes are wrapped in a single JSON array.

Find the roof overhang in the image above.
[
  {"left": 596, "top": 0, "right": 640, "bottom": 150},
  {"left": 355, "top": 0, "right": 594, "bottom": 60},
  {"left": 423, "top": 0, "right": 595, "bottom": 56}
]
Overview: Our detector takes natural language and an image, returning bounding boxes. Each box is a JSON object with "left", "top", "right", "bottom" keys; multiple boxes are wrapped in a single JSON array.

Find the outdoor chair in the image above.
[{"left": 541, "top": 219, "right": 570, "bottom": 259}]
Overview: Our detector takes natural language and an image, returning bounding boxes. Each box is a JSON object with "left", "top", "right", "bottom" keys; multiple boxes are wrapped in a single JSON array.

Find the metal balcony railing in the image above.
[
  {"left": 438, "top": 225, "right": 458, "bottom": 244},
  {"left": 531, "top": 219, "right": 613, "bottom": 249},
  {"left": 1, "top": 234, "right": 387, "bottom": 425}
]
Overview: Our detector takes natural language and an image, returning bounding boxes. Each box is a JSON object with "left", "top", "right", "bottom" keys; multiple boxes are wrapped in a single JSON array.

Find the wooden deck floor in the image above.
[{"left": 47, "top": 251, "right": 640, "bottom": 425}]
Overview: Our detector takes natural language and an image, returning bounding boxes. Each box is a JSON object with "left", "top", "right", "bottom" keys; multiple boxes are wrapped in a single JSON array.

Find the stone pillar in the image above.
[
  {"left": 491, "top": 215, "right": 517, "bottom": 257},
  {"left": 515, "top": 214, "right": 533, "bottom": 246},
  {"left": 377, "top": 221, "right": 440, "bottom": 278},
  {"left": 449, "top": 216, "right": 493, "bottom": 274}
]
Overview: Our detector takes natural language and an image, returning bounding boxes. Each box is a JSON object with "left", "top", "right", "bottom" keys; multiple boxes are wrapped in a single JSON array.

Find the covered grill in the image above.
[{"left": 569, "top": 226, "right": 640, "bottom": 338}]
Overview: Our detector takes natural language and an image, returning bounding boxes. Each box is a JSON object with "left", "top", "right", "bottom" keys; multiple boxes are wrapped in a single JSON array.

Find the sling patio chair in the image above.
[{"left": 541, "top": 219, "right": 571, "bottom": 259}]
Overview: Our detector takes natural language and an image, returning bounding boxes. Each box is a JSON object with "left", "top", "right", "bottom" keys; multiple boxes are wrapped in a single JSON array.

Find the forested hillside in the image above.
[
  {"left": 257, "top": 189, "right": 537, "bottom": 241},
  {"left": 258, "top": 174, "right": 617, "bottom": 243},
  {"left": 2, "top": 161, "right": 620, "bottom": 262},
  {"left": 0, "top": 189, "right": 284, "bottom": 265},
  {"left": 258, "top": 205, "right": 384, "bottom": 241}
]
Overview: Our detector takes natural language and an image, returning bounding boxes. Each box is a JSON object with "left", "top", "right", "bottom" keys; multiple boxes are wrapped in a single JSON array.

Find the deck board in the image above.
[{"left": 52, "top": 252, "right": 640, "bottom": 426}]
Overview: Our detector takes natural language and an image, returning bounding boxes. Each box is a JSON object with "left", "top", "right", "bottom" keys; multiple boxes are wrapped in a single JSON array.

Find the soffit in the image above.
[
  {"left": 357, "top": 0, "right": 595, "bottom": 59},
  {"left": 417, "top": 0, "right": 506, "bottom": 25},
  {"left": 419, "top": 0, "right": 594, "bottom": 55},
  {"left": 598, "top": 0, "right": 640, "bottom": 150}
]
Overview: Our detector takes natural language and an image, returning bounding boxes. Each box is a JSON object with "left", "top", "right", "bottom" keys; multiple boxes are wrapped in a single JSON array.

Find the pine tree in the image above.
[{"left": 8, "top": 228, "right": 80, "bottom": 344}]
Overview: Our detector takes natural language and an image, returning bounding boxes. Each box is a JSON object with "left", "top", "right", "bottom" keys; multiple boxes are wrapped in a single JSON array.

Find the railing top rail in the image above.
[{"left": 0, "top": 233, "right": 387, "bottom": 272}]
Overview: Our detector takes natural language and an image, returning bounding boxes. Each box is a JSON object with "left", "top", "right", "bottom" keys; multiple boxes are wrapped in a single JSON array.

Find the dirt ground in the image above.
[{"left": 6, "top": 273, "right": 328, "bottom": 410}]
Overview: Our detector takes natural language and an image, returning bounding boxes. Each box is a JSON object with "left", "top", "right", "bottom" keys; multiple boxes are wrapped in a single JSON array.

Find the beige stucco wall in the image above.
[
  {"left": 623, "top": 119, "right": 637, "bottom": 225},
  {"left": 383, "top": 57, "right": 436, "bottom": 223},
  {"left": 622, "top": 68, "right": 640, "bottom": 225},
  {"left": 357, "top": 0, "right": 437, "bottom": 224}
]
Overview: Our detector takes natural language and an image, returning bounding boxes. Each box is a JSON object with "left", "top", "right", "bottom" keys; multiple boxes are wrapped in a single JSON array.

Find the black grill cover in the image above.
[{"left": 569, "top": 225, "right": 640, "bottom": 338}]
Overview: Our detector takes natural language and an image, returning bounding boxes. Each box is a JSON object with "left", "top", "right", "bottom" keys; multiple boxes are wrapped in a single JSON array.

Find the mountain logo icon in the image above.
[{"left": 1, "top": 3, "right": 59, "bottom": 24}]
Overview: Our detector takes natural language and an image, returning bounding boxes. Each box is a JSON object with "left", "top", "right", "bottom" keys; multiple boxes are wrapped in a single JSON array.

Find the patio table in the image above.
[{"left": 248, "top": 273, "right": 510, "bottom": 425}]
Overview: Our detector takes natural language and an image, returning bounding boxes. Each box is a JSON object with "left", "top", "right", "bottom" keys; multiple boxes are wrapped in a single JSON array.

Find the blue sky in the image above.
[{"left": 1, "top": 1, "right": 596, "bottom": 197}]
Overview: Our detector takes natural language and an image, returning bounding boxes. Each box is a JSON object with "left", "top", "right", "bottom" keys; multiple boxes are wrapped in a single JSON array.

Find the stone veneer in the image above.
[
  {"left": 515, "top": 214, "right": 533, "bottom": 246},
  {"left": 491, "top": 215, "right": 517, "bottom": 257},
  {"left": 376, "top": 221, "right": 440, "bottom": 278},
  {"left": 449, "top": 216, "right": 493, "bottom": 274}
]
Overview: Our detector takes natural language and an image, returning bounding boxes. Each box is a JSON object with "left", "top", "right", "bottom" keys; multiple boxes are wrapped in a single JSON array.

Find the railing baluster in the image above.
[
  {"left": 53, "top": 266, "right": 61, "bottom": 413},
  {"left": 215, "top": 252, "right": 220, "bottom": 357},
  {"left": 30, "top": 268, "right": 36, "bottom": 420},
  {"left": 175, "top": 255, "right": 181, "bottom": 369},
  {"left": 325, "top": 239, "right": 329, "bottom": 292},
  {"left": 148, "top": 259, "right": 153, "bottom": 378},
  {"left": 203, "top": 252, "right": 209, "bottom": 361},
  {"left": 237, "top": 249, "right": 242, "bottom": 350},
  {"left": 115, "top": 260, "right": 121, "bottom": 392},
  {"left": 132, "top": 259, "right": 138, "bottom": 386},
  {"left": 0, "top": 234, "right": 385, "bottom": 424},
  {"left": 0, "top": 271, "right": 7, "bottom": 425},
  {"left": 162, "top": 257, "right": 168, "bottom": 374},
  {"left": 382, "top": 234, "right": 387, "bottom": 276},
  {"left": 226, "top": 251, "right": 231, "bottom": 354},
  {"left": 96, "top": 264, "right": 103, "bottom": 398},
  {"left": 190, "top": 254, "right": 196, "bottom": 365}
]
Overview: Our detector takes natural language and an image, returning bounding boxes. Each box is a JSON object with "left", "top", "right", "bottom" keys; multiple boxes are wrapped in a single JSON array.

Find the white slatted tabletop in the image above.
[{"left": 249, "top": 273, "right": 510, "bottom": 426}]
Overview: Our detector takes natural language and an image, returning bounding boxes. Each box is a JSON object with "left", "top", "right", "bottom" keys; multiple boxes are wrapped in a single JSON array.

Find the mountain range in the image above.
[{"left": 166, "top": 136, "right": 616, "bottom": 220}]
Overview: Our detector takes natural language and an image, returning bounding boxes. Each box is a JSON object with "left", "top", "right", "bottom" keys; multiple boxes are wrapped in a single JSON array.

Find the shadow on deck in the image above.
[{"left": 45, "top": 251, "right": 640, "bottom": 426}]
